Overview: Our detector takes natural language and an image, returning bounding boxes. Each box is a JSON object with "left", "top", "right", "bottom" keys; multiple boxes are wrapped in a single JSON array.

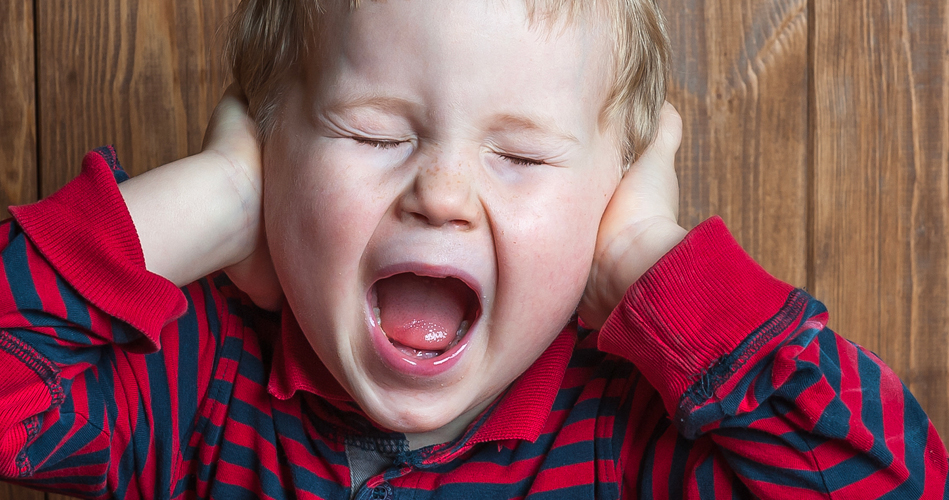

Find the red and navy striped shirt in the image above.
[{"left": 0, "top": 147, "right": 946, "bottom": 498}]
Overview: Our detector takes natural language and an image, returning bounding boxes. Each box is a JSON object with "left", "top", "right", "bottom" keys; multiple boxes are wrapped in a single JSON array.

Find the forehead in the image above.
[{"left": 306, "top": 0, "right": 616, "bottom": 138}]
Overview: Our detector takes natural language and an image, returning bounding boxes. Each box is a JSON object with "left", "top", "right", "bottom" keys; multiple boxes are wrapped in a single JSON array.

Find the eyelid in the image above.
[
  {"left": 352, "top": 136, "right": 411, "bottom": 149},
  {"left": 318, "top": 111, "right": 413, "bottom": 141},
  {"left": 498, "top": 153, "right": 545, "bottom": 166},
  {"left": 485, "top": 143, "right": 557, "bottom": 167}
]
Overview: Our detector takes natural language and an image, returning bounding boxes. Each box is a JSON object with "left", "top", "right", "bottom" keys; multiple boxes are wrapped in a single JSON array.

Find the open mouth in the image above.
[{"left": 371, "top": 272, "right": 481, "bottom": 360}]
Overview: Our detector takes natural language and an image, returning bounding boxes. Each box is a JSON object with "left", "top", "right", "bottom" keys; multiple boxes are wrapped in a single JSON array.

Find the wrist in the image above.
[
  {"left": 612, "top": 219, "right": 687, "bottom": 298},
  {"left": 119, "top": 150, "right": 262, "bottom": 286},
  {"left": 581, "top": 218, "right": 686, "bottom": 329},
  {"left": 200, "top": 148, "right": 263, "bottom": 241}
]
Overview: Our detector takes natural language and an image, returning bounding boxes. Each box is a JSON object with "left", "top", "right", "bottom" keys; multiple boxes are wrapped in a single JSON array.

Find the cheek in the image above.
[
  {"left": 493, "top": 182, "right": 609, "bottom": 316},
  {"left": 265, "top": 142, "right": 372, "bottom": 250}
]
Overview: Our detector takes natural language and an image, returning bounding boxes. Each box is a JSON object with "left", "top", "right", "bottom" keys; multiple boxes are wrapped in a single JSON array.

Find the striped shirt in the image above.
[{"left": 0, "top": 147, "right": 945, "bottom": 498}]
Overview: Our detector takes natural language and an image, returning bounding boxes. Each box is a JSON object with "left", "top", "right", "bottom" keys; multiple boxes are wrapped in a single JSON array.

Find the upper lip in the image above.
[{"left": 369, "top": 262, "right": 484, "bottom": 303}]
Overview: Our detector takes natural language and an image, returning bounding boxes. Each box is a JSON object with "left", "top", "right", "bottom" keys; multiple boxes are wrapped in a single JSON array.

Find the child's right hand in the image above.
[
  {"left": 202, "top": 86, "right": 283, "bottom": 310},
  {"left": 119, "top": 85, "right": 283, "bottom": 310}
]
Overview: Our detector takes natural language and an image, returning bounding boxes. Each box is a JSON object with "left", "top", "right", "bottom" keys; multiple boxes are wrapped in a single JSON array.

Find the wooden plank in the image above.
[
  {"left": 37, "top": 0, "right": 238, "bottom": 195},
  {"left": 812, "top": 0, "right": 949, "bottom": 439},
  {"left": 0, "top": 482, "right": 43, "bottom": 500},
  {"left": 0, "top": 2, "right": 42, "bottom": 497},
  {"left": 34, "top": 1, "right": 237, "bottom": 498},
  {"left": 659, "top": 0, "right": 809, "bottom": 288},
  {"left": 0, "top": 0, "right": 37, "bottom": 219}
]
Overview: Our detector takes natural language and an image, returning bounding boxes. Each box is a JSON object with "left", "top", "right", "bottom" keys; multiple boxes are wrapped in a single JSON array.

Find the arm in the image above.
[
  {"left": 600, "top": 218, "right": 949, "bottom": 498},
  {"left": 0, "top": 90, "right": 271, "bottom": 497},
  {"left": 583, "top": 105, "right": 948, "bottom": 497},
  {"left": 0, "top": 149, "right": 190, "bottom": 496},
  {"left": 119, "top": 85, "right": 281, "bottom": 309}
]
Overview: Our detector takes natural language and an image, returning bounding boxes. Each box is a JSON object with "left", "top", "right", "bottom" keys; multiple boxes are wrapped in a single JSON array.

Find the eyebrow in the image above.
[
  {"left": 323, "top": 94, "right": 422, "bottom": 116},
  {"left": 488, "top": 113, "right": 581, "bottom": 145},
  {"left": 322, "top": 95, "right": 582, "bottom": 145}
]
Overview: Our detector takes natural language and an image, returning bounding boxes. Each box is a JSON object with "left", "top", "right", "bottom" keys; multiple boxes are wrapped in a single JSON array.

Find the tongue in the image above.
[{"left": 376, "top": 274, "right": 469, "bottom": 351}]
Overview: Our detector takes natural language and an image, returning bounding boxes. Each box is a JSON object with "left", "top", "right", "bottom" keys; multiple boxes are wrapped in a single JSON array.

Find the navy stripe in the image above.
[
  {"left": 879, "top": 384, "right": 932, "bottom": 498},
  {"left": 217, "top": 441, "right": 286, "bottom": 498},
  {"left": 636, "top": 418, "right": 671, "bottom": 499},
  {"left": 175, "top": 296, "right": 201, "bottom": 450},
  {"left": 55, "top": 276, "right": 92, "bottom": 333},
  {"left": 668, "top": 433, "right": 691, "bottom": 499},
  {"left": 856, "top": 348, "right": 893, "bottom": 467},
  {"left": 3, "top": 229, "right": 42, "bottom": 313},
  {"left": 696, "top": 454, "right": 717, "bottom": 499}
]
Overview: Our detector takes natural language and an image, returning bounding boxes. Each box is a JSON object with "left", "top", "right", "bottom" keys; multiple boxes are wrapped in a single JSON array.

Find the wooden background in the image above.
[{"left": 0, "top": 0, "right": 947, "bottom": 497}]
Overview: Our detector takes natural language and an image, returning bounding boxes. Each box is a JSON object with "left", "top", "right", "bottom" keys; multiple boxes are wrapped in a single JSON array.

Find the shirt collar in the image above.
[
  {"left": 267, "top": 306, "right": 577, "bottom": 443},
  {"left": 267, "top": 306, "right": 351, "bottom": 401}
]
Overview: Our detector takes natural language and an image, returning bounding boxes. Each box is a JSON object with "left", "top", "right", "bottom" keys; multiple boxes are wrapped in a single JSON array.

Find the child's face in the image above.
[{"left": 264, "top": 0, "right": 622, "bottom": 439}]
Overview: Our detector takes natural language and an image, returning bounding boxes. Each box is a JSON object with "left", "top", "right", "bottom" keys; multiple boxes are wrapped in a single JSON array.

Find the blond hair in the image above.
[{"left": 226, "top": 0, "right": 669, "bottom": 166}]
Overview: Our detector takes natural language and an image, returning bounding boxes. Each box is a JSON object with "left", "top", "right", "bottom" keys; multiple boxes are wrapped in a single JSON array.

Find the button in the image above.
[{"left": 370, "top": 483, "right": 392, "bottom": 499}]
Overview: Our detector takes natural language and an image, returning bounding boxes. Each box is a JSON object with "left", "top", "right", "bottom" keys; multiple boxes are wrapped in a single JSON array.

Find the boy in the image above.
[{"left": 0, "top": 0, "right": 946, "bottom": 499}]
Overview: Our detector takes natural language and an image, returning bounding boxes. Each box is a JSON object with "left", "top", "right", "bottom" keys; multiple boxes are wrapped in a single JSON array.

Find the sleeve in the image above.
[
  {"left": 599, "top": 216, "right": 949, "bottom": 499},
  {"left": 0, "top": 147, "right": 233, "bottom": 498}
]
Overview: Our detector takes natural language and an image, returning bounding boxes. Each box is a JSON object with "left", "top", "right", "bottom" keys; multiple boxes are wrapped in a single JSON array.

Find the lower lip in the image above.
[{"left": 366, "top": 308, "right": 474, "bottom": 377}]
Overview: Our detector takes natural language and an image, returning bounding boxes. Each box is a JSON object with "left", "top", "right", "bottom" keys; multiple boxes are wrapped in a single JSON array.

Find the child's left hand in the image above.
[{"left": 578, "top": 102, "right": 687, "bottom": 329}]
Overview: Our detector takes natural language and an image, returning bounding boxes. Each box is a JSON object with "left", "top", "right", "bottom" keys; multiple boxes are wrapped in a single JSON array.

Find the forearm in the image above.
[
  {"left": 603, "top": 217, "right": 949, "bottom": 496},
  {"left": 0, "top": 149, "right": 232, "bottom": 492},
  {"left": 119, "top": 150, "right": 260, "bottom": 287},
  {"left": 599, "top": 216, "right": 794, "bottom": 419}
]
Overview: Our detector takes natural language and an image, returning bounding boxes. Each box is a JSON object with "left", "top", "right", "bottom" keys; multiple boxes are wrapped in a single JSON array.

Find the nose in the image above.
[{"left": 400, "top": 154, "right": 481, "bottom": 229}]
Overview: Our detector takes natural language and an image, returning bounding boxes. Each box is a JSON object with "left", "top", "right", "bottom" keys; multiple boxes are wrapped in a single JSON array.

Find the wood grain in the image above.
[
  {"left": 660, "top": 0, "right": 809, "bottom": 288},
  {"left": 36, "top": 0, "right": 238, "bottom": 195},
  {"left": 0, "top": 5, "right": 39, "bottom": 499},
  {"left": 32, "top": 2, "right": 238, "bottom": 498},
  {"left": 811, "top": 0, "right": 949, "bottom": 439},
  {"left": 0, "top": 482, "right": 43, "bottom": 500},
  {"left": 0, "top": 0, "right": 38, "bottom": 219}
]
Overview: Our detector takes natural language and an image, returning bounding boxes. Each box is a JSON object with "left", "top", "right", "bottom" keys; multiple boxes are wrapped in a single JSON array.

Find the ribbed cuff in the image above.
[
  {"left": 9, "top": 149, "right": 186, "bottom": 351},
  {"left": 598, "top": 216, "right": 794, "bottom": 417}
]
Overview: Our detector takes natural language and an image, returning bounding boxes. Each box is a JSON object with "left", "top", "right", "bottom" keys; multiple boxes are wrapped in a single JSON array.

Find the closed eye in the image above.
[
  {"left": 353, "top": 137, "right": 406, "bottom": 150},
  {"left": 500, "top": 154, "right": 545, "bottom": 166}
]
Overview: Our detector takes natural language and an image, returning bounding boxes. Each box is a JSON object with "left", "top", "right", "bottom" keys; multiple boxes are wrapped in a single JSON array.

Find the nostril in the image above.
[
  {"left": 407, "top": 212, "right": 470, "bottom": 229},
  {"left": 408, "top": 212, "right": 431, "bottom": 225}
]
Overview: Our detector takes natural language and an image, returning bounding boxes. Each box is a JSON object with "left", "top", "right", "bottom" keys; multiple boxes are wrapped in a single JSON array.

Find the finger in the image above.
[
  {"left": 203, "top": 84, "right": 256, "bottom": 151},
  {"left": 609, "top": 102, "right": 681, "bottom": 222},
  {"left": 634, "top": 102, "right": 682, "bottom": 169}
]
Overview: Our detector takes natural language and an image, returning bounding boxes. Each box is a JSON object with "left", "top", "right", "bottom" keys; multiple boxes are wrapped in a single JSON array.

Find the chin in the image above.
[
  {"left": 353, "top": 380, "right": 497, "bottom": 445},
  {"left": 364, "top": 387, "right": 467, "bottom": 431}
]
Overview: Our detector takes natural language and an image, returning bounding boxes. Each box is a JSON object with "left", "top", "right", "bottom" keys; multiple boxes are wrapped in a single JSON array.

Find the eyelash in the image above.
[
  {"left": 354, "top": 137, "right": 405, "bottom": 150},
  {"left": 500, "top": 154, "right": 544, "bottom": 166},
  {"left": 354, "top": 137, "right": 545, "bottom": 166}
]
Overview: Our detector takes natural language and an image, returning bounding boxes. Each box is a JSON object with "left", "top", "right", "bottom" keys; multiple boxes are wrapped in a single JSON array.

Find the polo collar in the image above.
[{"left": 266, "top": 306, "right": 577, "bottom": 443}]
